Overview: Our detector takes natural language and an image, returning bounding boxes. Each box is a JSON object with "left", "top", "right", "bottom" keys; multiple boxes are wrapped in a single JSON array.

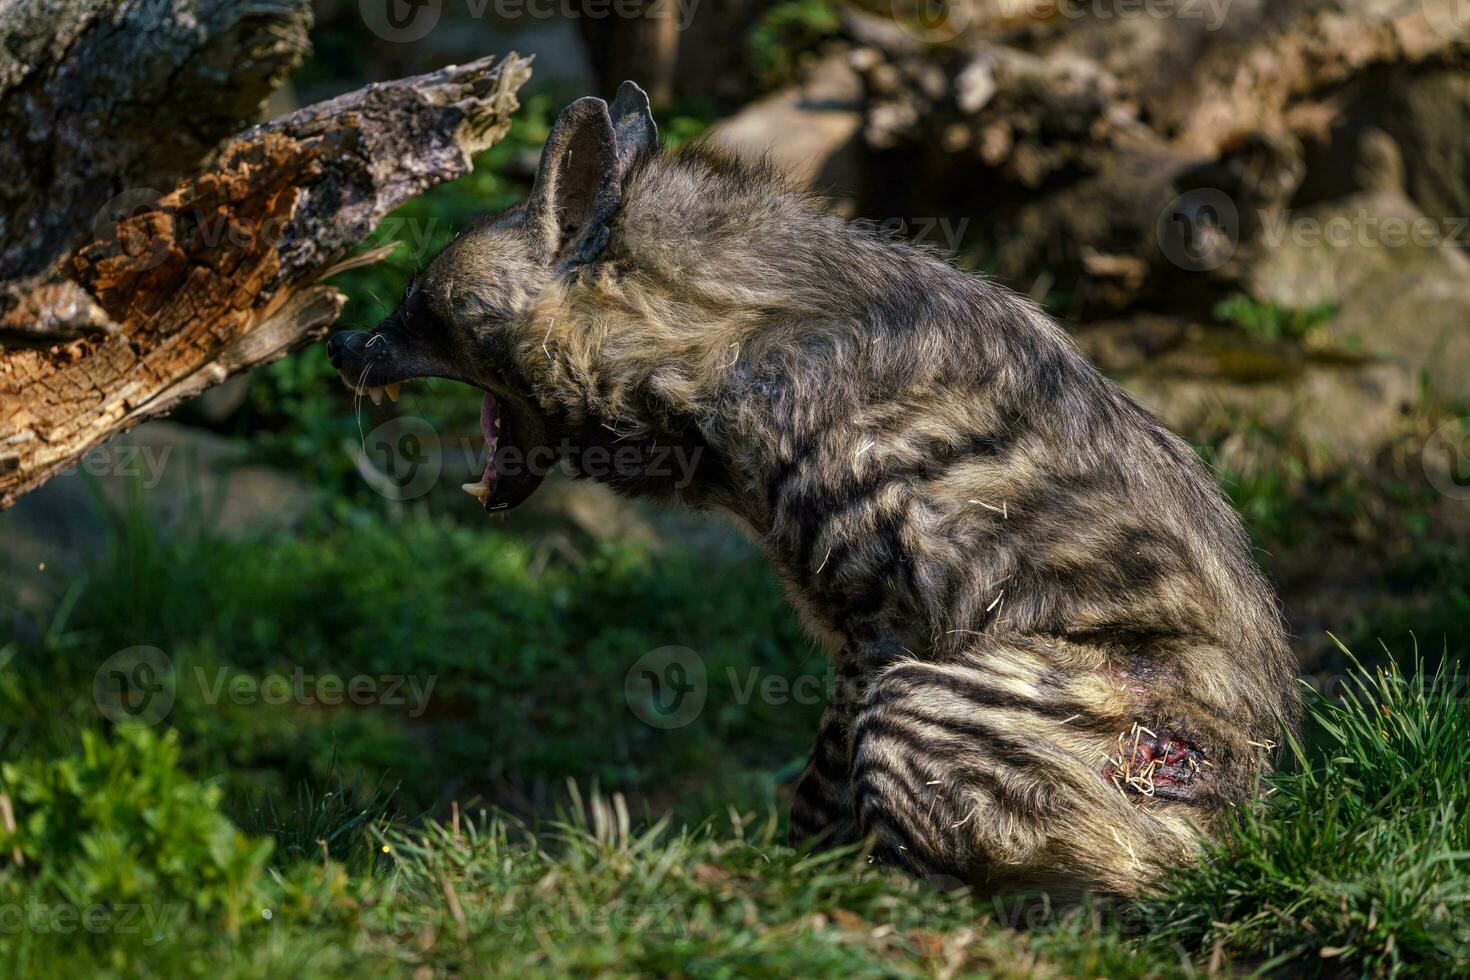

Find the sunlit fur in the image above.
[{"left": 411, "top": 137, "right": 1300, "bottom": 897}]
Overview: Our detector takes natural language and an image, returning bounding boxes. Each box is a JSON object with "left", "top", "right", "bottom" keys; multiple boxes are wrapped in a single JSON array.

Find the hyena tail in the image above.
[{"left": 847, "top": 639, "right": 1231, "bottom": 897}]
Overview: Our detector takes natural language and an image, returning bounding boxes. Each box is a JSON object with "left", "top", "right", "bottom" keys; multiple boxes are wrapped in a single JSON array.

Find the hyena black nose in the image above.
[{"left": 325, "top": 330, "right": 363, "bottom": 368}]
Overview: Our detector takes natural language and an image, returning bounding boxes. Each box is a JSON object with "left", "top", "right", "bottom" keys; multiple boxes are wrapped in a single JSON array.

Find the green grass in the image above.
[
  {"left": 1, "top": 488, "right": 814, "bottom": 824},
  {"left": 1149, "top": 647, "right": 1470, "bottom": 974},
  {"left": 1192, "top": 410, "right": 1400, "bottom": 549},
  {"left": 1349, "top": 542, "right": 1470, "bottom": 655},
  {"left": 1190, "top": 407, "right": 1466, "bottom": 660},
  {"left": 3, "top": 586, "right": 1466, "bottom": 977},
  {"left": 0, "top": 775, "right": 1158, "bottom": 977},
  {"left": 1212, "top": 292, "right": 1340, "bottom": 345},
  {"left": 2, "top": 470, "right": 1468, "bottom": 978}
]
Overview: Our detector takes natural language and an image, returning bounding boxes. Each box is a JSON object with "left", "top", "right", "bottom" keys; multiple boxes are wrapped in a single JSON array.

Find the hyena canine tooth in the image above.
[{"left": 325, "top": 82, "right": 1300, "bottom": 897}]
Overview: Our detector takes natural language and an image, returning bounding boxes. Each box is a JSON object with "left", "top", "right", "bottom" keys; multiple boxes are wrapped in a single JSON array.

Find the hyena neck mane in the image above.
[
  {"left": 536, "top": 138, "right": 1098, "bottom": 515},
  {"left": 531, "top": 139, "right": 1288, "bottom": 677}
]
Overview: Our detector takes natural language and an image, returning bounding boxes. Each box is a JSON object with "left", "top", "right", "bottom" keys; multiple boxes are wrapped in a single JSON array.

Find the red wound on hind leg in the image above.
[{"left": 1105, "top": 723, "right": 1208, "bottom": 800}]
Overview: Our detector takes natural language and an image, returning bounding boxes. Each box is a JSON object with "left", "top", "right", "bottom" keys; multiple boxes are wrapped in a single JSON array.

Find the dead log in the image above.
[
  {"left": 0, "top": 53, "right": 533, "bottom": 509},
  {"left": 846, "top": 1, "right": 1470, "bottom": 313},
  {"left": 0, "top": 0, "right": 315, "bottom": 285}
]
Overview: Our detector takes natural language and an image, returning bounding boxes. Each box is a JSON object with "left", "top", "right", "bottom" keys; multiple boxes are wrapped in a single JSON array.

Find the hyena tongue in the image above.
[{"left": 461, "top": 392, "right": 500, "bottom": 505}]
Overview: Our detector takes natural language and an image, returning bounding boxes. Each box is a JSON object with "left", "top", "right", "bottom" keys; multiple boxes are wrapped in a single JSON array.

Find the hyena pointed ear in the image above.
[
  {"left": 609, "top": 80, "right": 659, "bottom": 171},
  {"left": 525, "top": 86, "right": 659, "bottom": 270},
  {"left": 525, "top": 96, "right": 622, "bottom": 269}
]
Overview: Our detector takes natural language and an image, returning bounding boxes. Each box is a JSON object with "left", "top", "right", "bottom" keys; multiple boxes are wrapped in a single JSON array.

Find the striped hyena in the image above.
[{"left": 327, "top": 83, "right": 1299, "bottom": 896}]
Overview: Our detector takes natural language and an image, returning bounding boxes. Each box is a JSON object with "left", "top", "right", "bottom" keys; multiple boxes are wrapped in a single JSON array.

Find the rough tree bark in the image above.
[
  {"left": 0, "top": 0, "right": 316, "bottom": 285},
  {"left": 0, "top": 2, "right": 532, "bottom": 509}
]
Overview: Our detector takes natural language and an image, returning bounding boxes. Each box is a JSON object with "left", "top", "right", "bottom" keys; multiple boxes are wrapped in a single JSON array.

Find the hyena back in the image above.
[{"left": 327, "top": 83, "right": 1300, "bottom": 896}]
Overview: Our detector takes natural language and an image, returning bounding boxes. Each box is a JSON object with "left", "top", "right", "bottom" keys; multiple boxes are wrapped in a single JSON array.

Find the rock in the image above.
[
  {"left": 1076, "top": 318, "right": 1416, "bottom": 461},
  {"left": 1301, "top": 70, "right": 1470, "bottom": 230},
  {"left": 1244, "top": 187, "right": 1470, "bottom": 401},
  {"left": 516, "top": 474, "right": 755, "bottom": 564},
  {"left": 1378, "top": 69, "right": 1470, "bottom": 228},
  {"left": 1072, "top": 314, "right": 1194, "bottom": 373},
  {"left": 709, "top": 54, "right": 867, "bottom": 212},
  {"left": 517, "top": 476, "right": 661, "bottom": 546}
]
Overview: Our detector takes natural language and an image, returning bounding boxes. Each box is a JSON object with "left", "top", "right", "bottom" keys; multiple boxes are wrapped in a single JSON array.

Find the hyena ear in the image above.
[
  {"left": 525, "top": 96, "right": 620, "bottom": 269},
  {"left": 525, "top": 83, "right": 659, "bottom": 270},
  {"left": 609, "top": 80, "right": 658, "bottom": 172}
]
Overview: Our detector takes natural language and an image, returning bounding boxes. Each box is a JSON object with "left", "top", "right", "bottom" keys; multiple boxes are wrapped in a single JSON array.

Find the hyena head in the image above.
[{"left": 326, "top": 82, "right": 704, "bottom": 513}]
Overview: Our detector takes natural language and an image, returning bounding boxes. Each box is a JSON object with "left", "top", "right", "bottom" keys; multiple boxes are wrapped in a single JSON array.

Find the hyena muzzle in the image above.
[{"left": 327, "top": 82, "right": 1300, "bottom": 897}]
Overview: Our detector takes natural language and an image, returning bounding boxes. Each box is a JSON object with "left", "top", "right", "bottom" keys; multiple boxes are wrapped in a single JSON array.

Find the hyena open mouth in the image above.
[
  {"left": 455, "top": 391, "right": 553, "bottom": 513},
  {"left": 467, "top": 392, "right": 502, "bottom": 508},
  {"left": 324, "top": 325, "right": 554, "bottom": 514}
]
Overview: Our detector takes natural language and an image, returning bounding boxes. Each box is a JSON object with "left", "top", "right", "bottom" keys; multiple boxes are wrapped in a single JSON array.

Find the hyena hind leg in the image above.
[{"left": 849, "top": 645, "right": 1214, "bottom": 897}]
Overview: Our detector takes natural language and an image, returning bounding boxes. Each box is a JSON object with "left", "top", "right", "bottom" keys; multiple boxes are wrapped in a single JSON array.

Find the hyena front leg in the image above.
[
  {"left": 788, "top": 701, "right": 854, "bottom": 848},
  {"left": 849, "top": 639, "right": 1222, "bottom": 896},
  {"left": 788, "top": 664, "right": 865, "bottom": 848}
]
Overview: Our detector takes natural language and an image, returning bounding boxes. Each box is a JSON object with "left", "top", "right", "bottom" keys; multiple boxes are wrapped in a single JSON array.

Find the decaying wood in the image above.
[
  {"left": 0, "top": 0, "right": 315, "bottom": 285},
  {"left": 0, "top": 53, "right": 533, "bottom": 509}
]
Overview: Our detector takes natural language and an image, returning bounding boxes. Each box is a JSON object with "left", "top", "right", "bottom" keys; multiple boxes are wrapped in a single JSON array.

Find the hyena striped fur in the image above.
[{"left": 326, "top": 84, "right": 1300, "bottom": 897}]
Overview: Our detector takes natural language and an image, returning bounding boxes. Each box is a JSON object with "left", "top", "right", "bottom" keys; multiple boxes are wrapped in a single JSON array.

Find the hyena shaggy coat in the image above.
[{"left": 327, "top": 83, "right": 1300, "bottom": 896}]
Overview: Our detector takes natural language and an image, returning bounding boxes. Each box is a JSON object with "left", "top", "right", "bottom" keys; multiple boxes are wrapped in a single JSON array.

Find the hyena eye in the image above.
[{"left": 399, "top": 281, "right": 426, "bottom": 328}]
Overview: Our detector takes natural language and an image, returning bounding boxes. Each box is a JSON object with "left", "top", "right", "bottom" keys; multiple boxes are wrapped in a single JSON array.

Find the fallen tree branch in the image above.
[
  {"left": 0, "top": 52, "right": 533, "bottom": 509},
  {"left": 0, "top": 0, "right": 316, "bottom": 284}
]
